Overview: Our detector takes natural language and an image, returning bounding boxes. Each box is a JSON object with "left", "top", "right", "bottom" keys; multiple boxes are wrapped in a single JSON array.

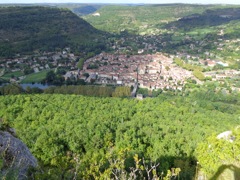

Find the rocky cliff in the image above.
[{"left": 0, "top": 130, "right": 37, "bottom": 179}]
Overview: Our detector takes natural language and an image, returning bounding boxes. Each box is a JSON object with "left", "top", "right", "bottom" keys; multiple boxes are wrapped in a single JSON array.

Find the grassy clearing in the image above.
[
  {"left": 2, "top": 71, "right": 24, "bottom": 79},
  {"left": 21, "top": 70, "right": 50, "bottom": 83},
  {"left": 188, "top": 28, "right": 214, "bottom": 35}
]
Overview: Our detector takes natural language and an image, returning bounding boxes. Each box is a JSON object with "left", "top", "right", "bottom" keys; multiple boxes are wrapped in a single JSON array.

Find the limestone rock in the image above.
[{"left": 0, "top": 131, "right": 37, "bottom": 179}]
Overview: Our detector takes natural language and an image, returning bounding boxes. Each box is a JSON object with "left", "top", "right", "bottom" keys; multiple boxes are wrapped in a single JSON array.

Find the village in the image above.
[
  {"left": 78, "top": 53, "right": 195, "bottom": 91},
  {"left": 0, "top": 38, "right": 240, "bottom": 92}
]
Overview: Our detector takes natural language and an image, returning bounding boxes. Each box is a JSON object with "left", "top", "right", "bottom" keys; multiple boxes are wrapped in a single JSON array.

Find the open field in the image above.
[
  {"left": 21, "top": 70, "right": 50, "bottom": 83},
  {"left": 2, "top": 71, "right": 24, "bottom": 79}
]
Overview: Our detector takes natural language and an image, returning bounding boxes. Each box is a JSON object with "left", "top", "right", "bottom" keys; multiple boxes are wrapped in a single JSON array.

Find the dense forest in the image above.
[
  {"left": 0, "top": 6, "right": 107, "bottom": 57},
  {"left": 0, "top": 84, "right": 239, "bottom": 179}
]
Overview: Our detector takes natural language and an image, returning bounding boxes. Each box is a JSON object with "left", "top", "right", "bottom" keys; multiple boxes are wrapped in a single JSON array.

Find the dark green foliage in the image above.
[
  {"left": 44, "top": 85, "right": 131, "bottom": 97},
  {"left": 0, "top": 84, "right": 43, "bottom": 95},
  {"left": 152, "top": 89, "right": 163, "bottom": 97},
  {"left": 0, "top": 84, "right": 23, "bottom": 95},
  {"left": 166, "top": 8, "right": 240, "bottom": 31},
  {"left": 77, "top": 58, "right": 85, "bottom": 70},
  {"left": 87, "top": 63, "right": 99, "bottom": 69},
  {"left": 0, "top": 43, "right": 14, "bottom": 58},
  {"left": 0, "top": 6, "right": 106, "bottom": 57},
  {"left": 23, "top": 67, "right": 34, "bottom": 75},
  {"left": 26, "top": 87, "right": 43, "bottom": 94},
  {"left": 44, "top": 85, "right": 114, "bottom": 97},
  {"left": 44, "top": 70, "right": 64, "bottom": 85},
  {"left": 137, "top": 88, "right": 149, "bottom": 97}
]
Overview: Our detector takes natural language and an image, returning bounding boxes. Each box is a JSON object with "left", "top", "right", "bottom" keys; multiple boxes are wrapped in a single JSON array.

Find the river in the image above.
[{"left": 20, "top": 83, "right": 51, "bottom": 90}]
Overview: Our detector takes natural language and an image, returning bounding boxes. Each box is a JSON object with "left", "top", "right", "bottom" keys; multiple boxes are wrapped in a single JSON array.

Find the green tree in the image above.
[
  {"left": 77, "top": 58, "right": 85, "bottom": 70},
  {"left": 112, "top": 86, "right": 131, "bottom": 97},
  {"left": 193, "top": 70, "right": 205, "bottom": 81},
  {"left": 196, "top": 129, "right": 240, "bottom": 179}
]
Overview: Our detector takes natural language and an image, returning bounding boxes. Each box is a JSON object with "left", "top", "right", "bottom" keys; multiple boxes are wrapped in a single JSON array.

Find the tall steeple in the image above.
[{"left": 137, "top": 65, "right": 139, "bottom": 83}]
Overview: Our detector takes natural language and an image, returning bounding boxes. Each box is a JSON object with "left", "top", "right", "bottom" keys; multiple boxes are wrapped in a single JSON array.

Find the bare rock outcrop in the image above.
[{"left": 0, "top": 130, "right": 38, "bottom": 179}]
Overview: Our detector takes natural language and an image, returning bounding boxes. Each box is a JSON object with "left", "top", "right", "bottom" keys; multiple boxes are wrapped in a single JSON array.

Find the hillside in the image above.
[
  {"left": 165, "top": 7, "right": 240, "bottom": 30},
  {"left": 84, "top": 4, "right": 240, "bottom": 69},
  {"left": 0, "top": 6, "right": 106, "bottom": 57},
  {"left": 161, "top": 7, "right": 240, "bottom": 64},
  {"left": 84, "top": 4, "right": 235, "bottom": 35}
]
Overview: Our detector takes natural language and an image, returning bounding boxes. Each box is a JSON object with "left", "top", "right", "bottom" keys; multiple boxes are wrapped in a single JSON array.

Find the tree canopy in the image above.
[{"left": 0, "top": 87, "right": 239, "bottom": 178}]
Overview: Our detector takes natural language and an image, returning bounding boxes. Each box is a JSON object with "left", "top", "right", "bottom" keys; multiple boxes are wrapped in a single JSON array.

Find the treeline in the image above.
[
  {"left": 45, "top": 85, "right": 131, "bottom": 97},
  {"left": 0, "top": 86, "right": 239, "bottom": 179},
  {"left": 0, "top": 84, "right": 131, "bottom": 97}
]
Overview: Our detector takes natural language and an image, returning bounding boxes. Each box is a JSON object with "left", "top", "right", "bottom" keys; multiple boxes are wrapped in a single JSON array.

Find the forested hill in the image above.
[
  {"left": 165, "top": 7, "right": 240, "bottom": 31},
  {"left": 0, "top": 6, "right": 106, "bottom": 57}
]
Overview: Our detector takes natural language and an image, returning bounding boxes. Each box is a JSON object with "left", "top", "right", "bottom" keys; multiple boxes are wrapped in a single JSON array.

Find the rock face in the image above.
[{"left": 0, "top": 131, "right": 37, "bottom": 179}]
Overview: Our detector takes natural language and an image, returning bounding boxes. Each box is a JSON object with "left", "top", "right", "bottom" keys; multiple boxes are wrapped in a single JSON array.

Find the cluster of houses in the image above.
[
  {"left": 79, "top": 53, "right": 195, "bottom": 90},
  {"left": 77, "top": 51, "right": 240, "bottom": 91},
  {"left": 204, "top": 70, "right": 240, "bottom": 80},
  {"left": 0, "top": 48, "right": 78, "bottom": 73},
  {"left": 0, "top": 48, "right": 78, "bottom": 76}
]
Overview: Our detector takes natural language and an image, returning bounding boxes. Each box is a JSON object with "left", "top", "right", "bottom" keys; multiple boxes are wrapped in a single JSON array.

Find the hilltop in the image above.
[{"left": 0, "top": 6, "right": 106, "bottom": 57}]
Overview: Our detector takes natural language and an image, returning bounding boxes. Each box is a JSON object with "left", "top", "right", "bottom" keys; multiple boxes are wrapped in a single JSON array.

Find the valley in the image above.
[
  {"left": 1, "top": 5, "right": 240, "bottom": 93},
  {"left": 0, "top": 3, "right": 240, "bottom": 180}
]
